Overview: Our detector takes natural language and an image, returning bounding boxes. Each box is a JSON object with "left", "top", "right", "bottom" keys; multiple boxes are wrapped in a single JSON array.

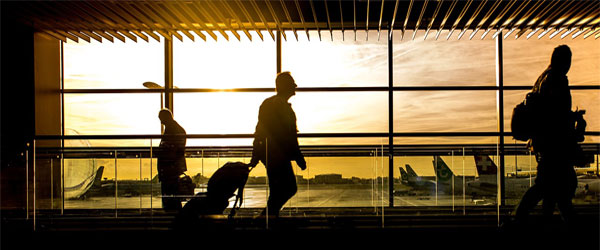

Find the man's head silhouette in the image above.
[
  {"left": 550, "top": 45, "right": 571, "bottom": 75},
  {"left": 275, "top": 71, "right": 297, "bottom": 100},
  {"left": 158, "top": 109, "right": 174, "bottom": 125}
]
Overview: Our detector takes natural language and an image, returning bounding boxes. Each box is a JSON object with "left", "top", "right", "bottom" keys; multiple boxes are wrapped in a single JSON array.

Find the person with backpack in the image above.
[
  {"left": 157, "top": 109, "right": 188, "bottom": 211},
  {"left": 250, "top": 71, "right": 307, "bottom": 217},
  {"left": 513, "top": 45, "right": 585, "bottom": 225}
]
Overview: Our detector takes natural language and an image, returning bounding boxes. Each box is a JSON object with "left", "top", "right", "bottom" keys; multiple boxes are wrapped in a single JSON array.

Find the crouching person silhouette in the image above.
[
  {"left": 157, "top": 109, "right": 188, "bottom": 211},
  {"left": 250, "top": 72, "right": 307, "bottom": 217}
]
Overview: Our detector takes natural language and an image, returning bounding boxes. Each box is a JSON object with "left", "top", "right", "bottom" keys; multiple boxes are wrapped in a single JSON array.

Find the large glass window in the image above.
[
  {"left": 504, "top": 36, "right": 600, "bottom": 86},
  {"left": 64, "top": 93, "right": 161, "bottom": 137},
  {"left": 58, "top": 27, "right": 599, "bottom": 212},
  {"left": 175, "top": 92, "right": 388, "bottom": 135},
  {"left": 394, "top": 91, "right": 497, "bottom": 133},
  {"left": 282, "top": 30, "right": 388, "bottom": 87},
  {"left": 63, "top": 39, "right": 164, "bottom": 89},
  {"left": 173, "top": 32, "right": 276, "bottom": 89},
  {"left": 393, "top": 30, "right": 497, "bottom": 86}
]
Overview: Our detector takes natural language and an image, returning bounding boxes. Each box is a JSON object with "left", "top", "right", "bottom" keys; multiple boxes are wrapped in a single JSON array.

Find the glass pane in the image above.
[
  {"left": 573, "top": 90, "right": 600, "bottom": 133},
  {"left": 63, "top": 39, "right": 164, "bottom": 89},
  {"left": 174, "top": 92, "right": 388, "bottom": 135},
  {"left": 173, "top": 31, "right": 276, "bottom": 89},
  {"left": 394, "top": 150, "right": 498, "bottom": 207},
  {"left": 574, "top": 151, "right": 599, "bottom": 205},
  {"left": 394, "top": 91, "right": 497, "bottom": 132},
  {"left": 504, "top": 36, "right": 600, "bottom": 86},
  {"left": 503, "top": 138, "right": 600, "bottom": 206},
  {"left": 33, "top": 142, "right": 62, "bottom": 211},
  {"left": 393, "top": 30, "right": 496, "bottom": 86},
  {"left": 64, "top": 93, "right": 161, "bottom": 136},
  {"left": 61, "top": 146, "right": 161, "bottom": 210},
  {"left": 290, "top": 154, "right": 388, "bottom": 208},
  {"left": 63, "top": 149, "right": 116, "bottom": 210},
  {"left": 503, "top": 151, "right": 536, "bottom": 206},
  {"left": 282, "top": 30, "right": 388, "bottom": 87}
]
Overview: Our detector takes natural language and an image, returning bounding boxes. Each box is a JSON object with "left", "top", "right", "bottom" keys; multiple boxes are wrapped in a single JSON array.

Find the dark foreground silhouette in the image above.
[
  {"left": 250, "top": 72, "right": 307, "bottom": 217},
  {"left": 513, "top": 45, "right": 588, "bottom": 226},
  {"left": 157, "top": 109, "right": 189, "bottom": 211}
]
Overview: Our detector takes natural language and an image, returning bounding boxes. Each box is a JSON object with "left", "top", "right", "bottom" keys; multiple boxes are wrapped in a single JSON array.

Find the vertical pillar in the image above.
[
  {"left": 388, "top": 31, "right": 394, "bottom": 207},
  {"left": 276, "top": 31, "right": 282, "bottom": 73},
  {"left": 495, "top": 31, "right": 506, "bottom": 206},
  {"left": 34, "top": 33, "right": 62, "bottom": 210},
  {"left": 164, "top": 37, "right": 174, "bottom": 113}
]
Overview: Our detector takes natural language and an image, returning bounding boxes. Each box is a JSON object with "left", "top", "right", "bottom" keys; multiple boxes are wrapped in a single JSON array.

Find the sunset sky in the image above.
[{"left": 61, "top": 30, "right": 599, "bottom": 179}]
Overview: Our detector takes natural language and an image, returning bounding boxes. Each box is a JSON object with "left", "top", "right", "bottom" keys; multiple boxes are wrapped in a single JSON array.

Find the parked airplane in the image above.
[
  {"left": 79, "top": 166, "right": 162, "bottom": 198},
  {"left": 470, "top": 154, "right": 596, "bottom": 200},
  {"left": 398, "top": 164, "right": 436, "bottom": 190},
  {"left": 432, "top": 156, "right": 476, "bottom": 194},
  {"left": 63, "top": 129, "right": 99, "bottom": 199},
  {"left": 397, "top": 157, "right": 477, "bottom": 195},
  {"left": 469, "top": 154, "right": 535, "bottom": 198}
]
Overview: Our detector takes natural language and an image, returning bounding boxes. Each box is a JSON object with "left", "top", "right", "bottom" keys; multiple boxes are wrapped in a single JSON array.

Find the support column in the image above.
[
  {"left": 164, "top": 37, "right": 174, "bottom": 113},
  {"left": 495, "top": 31, "right": 506, "bottom": 206},
  {"left": 34, "top": 33, "right": 63, "bottom": 210},
  {"left": 388, "top": 31, "right": 394, "bottom": 207},
  {"left": 276, "top": 31, "right": 282, "bottom": 73}
]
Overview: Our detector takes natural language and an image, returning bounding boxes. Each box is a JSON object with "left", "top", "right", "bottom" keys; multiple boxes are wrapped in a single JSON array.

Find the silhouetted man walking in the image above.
[
  {"left": 250, "top": 72, "right": 307, "bottom": 217},
  {"left": 158, "top": 109, "right": 187, "bottom": 211},
  {"left": 514, "top": 45, "right": 582, "bottom": 225}
]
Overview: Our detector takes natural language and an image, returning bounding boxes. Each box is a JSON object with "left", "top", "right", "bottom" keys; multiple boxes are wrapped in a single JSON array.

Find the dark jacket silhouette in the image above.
[
  {"left": 252, "top": 95, "right": 303, "bottom": 164},
  {"left": 157, "top": 109, "right": 187, "bottom": 210},
  {"left": 250, "top": 72, "right": 306, "bottom": 217}
]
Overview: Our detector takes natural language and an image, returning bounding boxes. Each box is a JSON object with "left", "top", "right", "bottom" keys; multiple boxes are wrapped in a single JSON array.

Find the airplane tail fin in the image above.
[
  {"left": 92, "top": 166, "right": 104, "bottom": 187},
  {"left": 405, "top": 164, "right": 419, "bottom": 178},
  {"left": 433, "top": 156, "right": 454, "bottom": 182},
  {"left": 474, "top": 155, "right": 498, "bottom": 176},
  {"left": 399, "top": 167, "right": 408, "bottom": 182}
]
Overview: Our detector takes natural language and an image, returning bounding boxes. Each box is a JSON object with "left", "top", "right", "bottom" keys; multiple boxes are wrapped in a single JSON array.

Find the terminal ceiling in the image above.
[{"left": 7, "top": 0, "right": 600, "bottom": 42}]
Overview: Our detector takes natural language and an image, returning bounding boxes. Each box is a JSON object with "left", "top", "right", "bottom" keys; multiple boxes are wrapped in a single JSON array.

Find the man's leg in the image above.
[
  {"left": 542, "top": 195, "right": 556, "bottom": 221},
  {"left": 161, "top": 177, "right": 182, "bottom": 211},
  {"left": 557, "top": 167, "right": 578, "bottom": 224},
  {"left": 515, "top": 183, "right": 544, "bottom": 223},
  {"left": 264, "top": 161, "right": 297, "bottom": 216}
]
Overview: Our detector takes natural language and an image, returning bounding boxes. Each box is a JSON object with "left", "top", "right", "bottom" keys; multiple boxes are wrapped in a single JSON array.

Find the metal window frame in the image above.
[{"left": 58, "top": 29, "right": 600, "bottom": 209}]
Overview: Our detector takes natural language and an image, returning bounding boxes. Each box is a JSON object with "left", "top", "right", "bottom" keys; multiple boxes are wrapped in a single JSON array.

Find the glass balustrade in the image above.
[{"left": 28, "top": 136, "right": 599, "bottom": 230}]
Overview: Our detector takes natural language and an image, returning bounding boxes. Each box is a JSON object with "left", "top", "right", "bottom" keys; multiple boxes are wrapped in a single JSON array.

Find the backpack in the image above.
[{"left": 511, "top": 92, "right": 541, "bottom": 141}]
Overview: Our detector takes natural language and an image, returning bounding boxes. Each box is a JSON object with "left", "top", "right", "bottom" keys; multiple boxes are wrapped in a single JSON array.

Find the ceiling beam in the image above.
[
  {"left": 401, "top": 0, "right": 415, "bottom": 40},
  {"left": 294, "top": 0, "right": 310, "bottom": 40},
  {"left": 249, "top": 0, "right": 276, "bottom": 41},
  {"left": 413, "top": 0, "right": 429, "bottom": 40}
]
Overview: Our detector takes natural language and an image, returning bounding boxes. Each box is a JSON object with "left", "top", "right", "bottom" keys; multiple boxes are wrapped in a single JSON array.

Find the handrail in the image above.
[
  {"left": 34, "top": 131, "right": 600, "bottom": 140},
  {"left": 61, "top": 85, "right": 600, "bottom": 93}
]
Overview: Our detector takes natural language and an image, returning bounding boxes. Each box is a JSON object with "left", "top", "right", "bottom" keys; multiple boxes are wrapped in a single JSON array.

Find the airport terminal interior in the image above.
[{"left": 1, "top": 0, "right": 599, "bottom": 247}]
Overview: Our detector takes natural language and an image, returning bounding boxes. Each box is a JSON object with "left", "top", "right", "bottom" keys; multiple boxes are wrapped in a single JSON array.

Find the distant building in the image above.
[
  {"left": 314, "top": 174, "right": 345, "bottom": 184},
  {"left": 296, "top": 175, "right": 307, "bottom": 185}
]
